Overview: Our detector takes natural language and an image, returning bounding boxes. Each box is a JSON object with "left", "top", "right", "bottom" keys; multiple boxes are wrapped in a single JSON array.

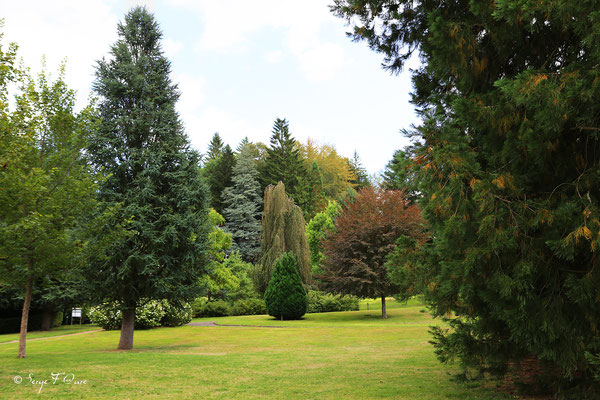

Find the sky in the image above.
[{"left": 2, "top": 0, "right": 420, "bottom": 175}]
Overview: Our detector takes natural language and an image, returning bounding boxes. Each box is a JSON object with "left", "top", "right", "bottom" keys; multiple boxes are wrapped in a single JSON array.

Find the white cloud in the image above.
[
  {"left": 265, "top": 50, "right": 282, "bottom": 64},
  {"left": 2, "top": 0, "right": 120, "bottom": 110},
  {"left": 125, "top": 0, "right": 154, "bottom": 12},
  {"left": 162, "top": 37, "right": 184, "bottom": 58},
  {"left": 166, "top": 0, "right": 346, "bottom": 82}
]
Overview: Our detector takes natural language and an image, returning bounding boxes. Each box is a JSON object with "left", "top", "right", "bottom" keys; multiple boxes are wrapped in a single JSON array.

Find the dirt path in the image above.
[{"left": 0, "top": 329, "right": 103, "bottom": 344}]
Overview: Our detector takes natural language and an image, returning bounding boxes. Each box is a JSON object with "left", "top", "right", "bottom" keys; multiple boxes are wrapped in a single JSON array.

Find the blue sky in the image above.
[{"left": 3, "top": 0, "right": 419, "bottom": 175}]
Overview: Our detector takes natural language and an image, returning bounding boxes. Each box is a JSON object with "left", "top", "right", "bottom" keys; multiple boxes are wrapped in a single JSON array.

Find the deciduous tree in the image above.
[{"left": 320, "top": 187, "right": 425, "bottom": 318}]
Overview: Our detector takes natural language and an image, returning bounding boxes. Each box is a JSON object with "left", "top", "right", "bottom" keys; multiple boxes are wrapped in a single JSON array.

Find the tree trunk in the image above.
[
  {"left": 118, "top": 305, "right": 136, "bottom": 350},
  {"left": 18, "top": 268, "right": 34, "bottom": 358},
  {"left": 40, "top": 304, "right": 54, "bottom": 331},
  {"left": 381, "top": 295, "right": 387, "bottom": 319}
]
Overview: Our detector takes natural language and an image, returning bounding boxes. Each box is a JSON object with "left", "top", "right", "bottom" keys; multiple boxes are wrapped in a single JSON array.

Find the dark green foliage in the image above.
[
  {"left": 192, "top": 299, "right": 231, "bottom": 318},
  {"left": 347, "top": 150, "right": 370, "bottom": 189},
  {"left": 381, "top": 149, "right": 419, "bottom": 203},
  {"left": 222, "top": 144, "right": 263, "bottom": 262},
  {"left": 332, "top": 0, "right": 600, "bottom": 393},
  {"left": 264, "top": 253, "right": 307, "bottom": 320},
  {"left": 205, "top": 132, "right": 224, "bottom": 163},
  {"left": 86, "top": 7, "right": 210, "bottom": 336},
  {"left": 306, "top": 290, "right": 359, "bottom": 313},
  {"left": 260, "top": 118, "right": 307, "bottom": 204},
  {"left": 205, "top": 144, "right": 236, "bottom": 214},
  {"left": 298, "top": 160, "right": 327, "bottom": 221},
  {"left": 255, "top": 182, "right": 312, "bottom": 294},
  {"left": 231, "top": 298, "right": 267, "bottom": 316}
]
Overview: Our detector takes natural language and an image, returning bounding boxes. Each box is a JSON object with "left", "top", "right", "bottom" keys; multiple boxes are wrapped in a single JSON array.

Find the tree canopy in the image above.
[
  {"left": 320, "top": 187, "right": 425, "bottom": 318},
  {"left": 332, "top": 0, "right": 600, "bottom": 392}
]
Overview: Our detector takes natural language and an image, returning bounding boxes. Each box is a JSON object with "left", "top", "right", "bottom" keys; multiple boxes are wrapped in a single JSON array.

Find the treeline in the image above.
[{"left": 0, "top": 8, "right": 418, "bottom": 359}]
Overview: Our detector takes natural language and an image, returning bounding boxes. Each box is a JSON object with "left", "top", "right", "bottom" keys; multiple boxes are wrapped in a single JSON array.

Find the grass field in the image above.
[{"left": 0, "top": 299, "right": 510, "bottom": 399}]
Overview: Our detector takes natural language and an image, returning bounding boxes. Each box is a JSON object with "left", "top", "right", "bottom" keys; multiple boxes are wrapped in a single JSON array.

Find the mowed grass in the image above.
[
  {"left": 0, "top": 324, "right": 100, "bottom": 344},
  {"left": 0, "top": 300, "right": 509, "bottom": 399}
]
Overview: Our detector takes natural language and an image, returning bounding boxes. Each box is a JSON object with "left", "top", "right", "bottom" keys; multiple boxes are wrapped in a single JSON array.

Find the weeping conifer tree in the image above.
[{"left": 254, "top": 182, "right": 311, "bottom": 294}]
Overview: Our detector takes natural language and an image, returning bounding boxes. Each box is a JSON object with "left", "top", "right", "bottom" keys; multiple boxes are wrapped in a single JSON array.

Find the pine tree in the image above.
[
  {"left": 347, "top": 150, "right": 370, "bottom": 189},
  {"left": 205, "top": 132, "right": 224, "bottom": 163},
  {"left": 264, "top": 252, "right": 308, "bottom": 320},
  {"left": 381, "top": 149, "right": 418, "bottom": 203},
  {"left": 261, "top": 118, "right": 307, "bottom": 203},
  {"left": 333, "top": 0, "right": 600, "bottom": 392},
  {"left": 222, "top": 144, "right": 263, "bottom": 262},
  {"left": 207, "top": 144, "right": 235, "bottom": 214},
  {"left": 255, "top": 182, "right": 311, "bottom": 294},
  {"left": 86, "top": 7, "right": 210, "bottom": 350}
]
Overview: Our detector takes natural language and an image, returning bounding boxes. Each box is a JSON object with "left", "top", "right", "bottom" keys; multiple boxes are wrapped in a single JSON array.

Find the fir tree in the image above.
[
  {"left": 86, "top": 7, "right": 210, "bottom": 350},
  {"left": 207, "top": 144, "right": 235, "bottom": 214},
  {"left": 260, "top": 118, "right": 307, "bottom": 203},
  {"left": 205, "top": 132, "right": 224, "bottom": 163},
  {"left": 347, "top": 150, "right": 370, "bottom": 189},
  {"left": 333, "top": 0, "right": 600, "bottom": 393},
  {"left": 264, "top": 252, "right": 308, "bottom": 320},
  {"left": 381, "top": 149, "right": 419, "bottom": 203},
  {"left": 222, "top": 144, "right": 263, "bottom": 262}
]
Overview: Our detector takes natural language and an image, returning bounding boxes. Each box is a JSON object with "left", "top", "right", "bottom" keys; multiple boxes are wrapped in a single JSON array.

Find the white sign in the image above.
[{"left": 71, "top": 308, "right": 81, "bottom": 318}]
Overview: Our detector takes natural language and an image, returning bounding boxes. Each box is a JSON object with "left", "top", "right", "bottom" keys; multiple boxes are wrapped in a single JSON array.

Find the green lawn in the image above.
[
  {"left": 0, "top": 302, "right": 510, "bottom": 399},
  {"left": 0, "top": 324, "right": 100, "bottom": 344}
]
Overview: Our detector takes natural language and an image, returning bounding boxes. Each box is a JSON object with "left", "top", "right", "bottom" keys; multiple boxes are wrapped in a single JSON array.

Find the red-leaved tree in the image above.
[{"left": 319, "top": 187, "right": 425, "bottom": 318}]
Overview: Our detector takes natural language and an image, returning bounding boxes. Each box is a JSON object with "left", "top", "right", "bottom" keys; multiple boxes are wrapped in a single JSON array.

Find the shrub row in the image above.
[
  {"left": 192, "top": 298, "right": 267, "bottom": 318},
  {"left": 88, "top": 300, "right": 192, "bottom": 330},
  {"left": 190, "top": 291, "right": 359, "bottom": 319}
]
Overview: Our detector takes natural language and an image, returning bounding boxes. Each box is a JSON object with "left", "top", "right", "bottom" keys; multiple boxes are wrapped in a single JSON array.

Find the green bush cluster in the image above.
[
  {"left": 191, "top": 298, "right": 266, "bottom": 318},
  {"left": 306, "top": 290, "right": 359, "bottom": 313},
  {"left": 88, "top": 300, "right": 192, "bottom": 330}
]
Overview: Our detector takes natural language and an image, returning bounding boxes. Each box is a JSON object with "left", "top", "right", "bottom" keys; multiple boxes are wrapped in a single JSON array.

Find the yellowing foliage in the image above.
[{"left": 297, "top": 138, "right": 357, "bottom": 199}]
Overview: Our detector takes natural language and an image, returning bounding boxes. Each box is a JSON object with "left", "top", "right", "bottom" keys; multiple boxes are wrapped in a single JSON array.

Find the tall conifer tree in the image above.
[
  {"left": 333, "top": 0, "right": 600, "bottom": 392},
  {"left": 205, "top": 132, "right": 224, "bottom": 163},
  {"left": 86, "top": 7, "right": 210, "bottom": 350},
  {"left": 261, "top": 118, "right": 307, "bottom": 203},
  {"left": 222, "top": 144, "right": 263, "bottom": 262}
]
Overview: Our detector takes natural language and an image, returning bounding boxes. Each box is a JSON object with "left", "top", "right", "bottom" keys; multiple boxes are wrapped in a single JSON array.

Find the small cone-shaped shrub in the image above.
[{"left": 264, "top": 253, "right": 307, "bottom": 320}]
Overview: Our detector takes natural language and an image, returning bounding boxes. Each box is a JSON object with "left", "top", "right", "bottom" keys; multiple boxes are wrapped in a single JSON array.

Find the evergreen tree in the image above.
[
  {"left": 207, "top": 144, "right": 235, "bottom": 214},
  {"left": 347, "top": 150, "right": 370, "bottom": 189},
  {"left": 222, "top": 144, "right": 262, "bottom": 262},
  {"left": 205, "top": 132, "right": 224, "bottom": 163},
  {"left": 255, "top": 182, "right": 311, "bottom": 294},
  {"left": 298, "top": 160, "right": 327, "bottom": 221},
  {"left": 261, "top": 118, "right": 307, "bottom": 203},
  {"left": 333, "top": 0, "right": 600, "bottom": 393},
  {"left": 381, "top": 149, "right": 419, "bottom": 203},
  {"left": 264, "top": 253, "right": 308, "bottom": 320},
  {"left": 86, "top": 7, "right": 210, "bottom": 350}
]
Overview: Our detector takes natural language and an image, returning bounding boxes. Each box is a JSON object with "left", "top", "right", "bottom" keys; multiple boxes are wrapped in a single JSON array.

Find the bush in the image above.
[
  {"left": 194, "top": 300, "right": 232, "bottom": 318},
  {"left": 88, "top": 300, "right": 165, "bottom": 330},
  {"left": 264, "top": 253, "right": 307, "bottom": 320},
  {"left": 307, "top": 290, "right": 359, "bottom": 313},
  {"left": 231, "top": 298, "right": 267, "bottom": 316},
  {"left": 160, "top": 302, "right": 193, "bottom": 327}
]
